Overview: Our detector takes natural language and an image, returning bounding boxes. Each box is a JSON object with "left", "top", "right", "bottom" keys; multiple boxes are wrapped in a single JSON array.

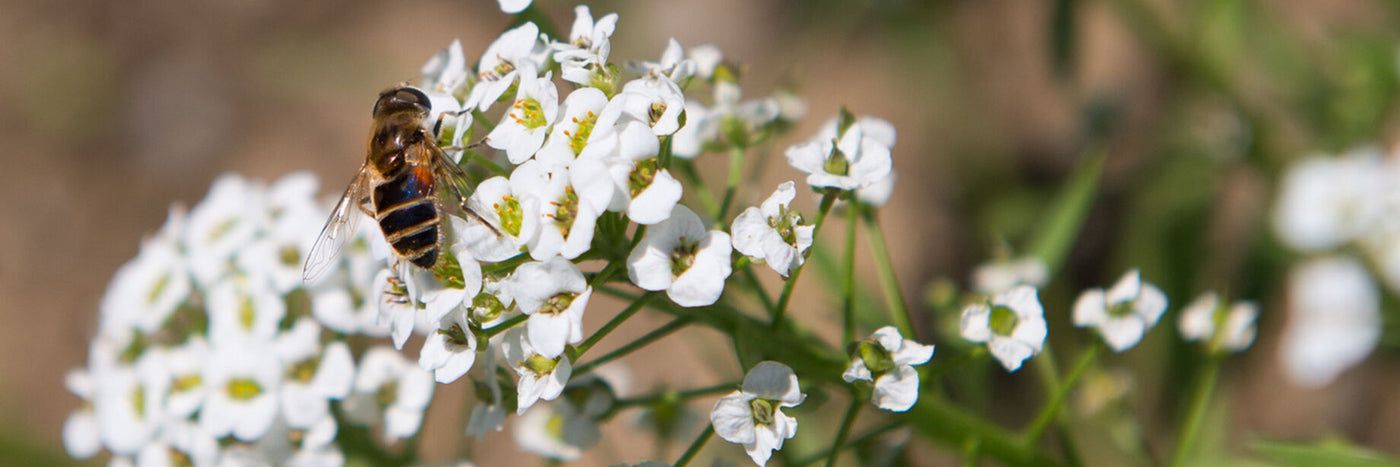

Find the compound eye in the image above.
[{"left": 372, "top": 86, "right": 432, "bottom": 116}]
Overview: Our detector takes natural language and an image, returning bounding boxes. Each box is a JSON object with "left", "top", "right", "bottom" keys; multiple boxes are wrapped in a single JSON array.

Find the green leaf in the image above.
[
  {"left": 1050, "top": 0, "right": 1079, "bottom": 78},
  {"left": 1027, "top": 150, "right": 1106, "bottom": 275},
  {"left": 1252, "top": 438, "right": 1400, "bottom": 467}
]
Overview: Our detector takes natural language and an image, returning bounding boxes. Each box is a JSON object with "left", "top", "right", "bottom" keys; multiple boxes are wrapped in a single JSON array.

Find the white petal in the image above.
[
  {"left": 1177, "top": 292, "right": 1219, "bottom": 341},
  {"left": 628, "top": 169, "right": 683, "bottom": 224},
  {"left": 1134, "top": 282, "right": 1168, "bottom": 326},
  {"left": 710, "top": 392, "right": 757, "bottom": 445},
  {"left": 872, "top": 365, "right": 921, "bottom": 412},
  {"left": 959, "top": 304, "right": 992, "bottom": 343},
  {"left": 669, "top": 230, "right": 732, "bottom": 307},
  {"left": 1098, "top": 316, "right": 1147, "bottom": 353},
  {"left": 988, "top": 336, "right": 1034, "bottom": 372},
  {"left": 1072, "top": 289, "right": 1107, "bottom": 327},
  {"left": 528, "top": 312, "right": 572, "bottom": 359},
  {"left": 742, "top": 361, "right": 803, "bottom": 405},
  {"left": 1105, "top": 270, "right": 1142, "bottom": 305},
  {"left": 63, "top": 411, "right": 101, "bottom": 459},
  {"left": 842, "top": 359, "right": 872, "bottom": 383}
]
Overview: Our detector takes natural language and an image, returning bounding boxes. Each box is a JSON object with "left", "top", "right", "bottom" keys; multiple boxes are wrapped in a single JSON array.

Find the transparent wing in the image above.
[
  {"left": 428, "top": 142, "right": 503, "bottom": 237},
  {"left": 302, "top": 168, "right": 372, "bottom": 284}
]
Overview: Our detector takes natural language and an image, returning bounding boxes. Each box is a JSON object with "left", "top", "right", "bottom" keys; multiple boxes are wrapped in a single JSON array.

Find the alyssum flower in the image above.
[
  {"left": 1178, "top": 291, "right": 1258, "bottom": 354},
  {"left": 843, "top": 326, "right": 934, "bottom": 412},
  {"left": 1072, "top": 270, "right": 1168, "bottom": 353},
  {"left": 711, "top": 361, "right": 806, "bottom": 466},
  {"left": 731, "top": 181, "right": 814, "bottom": 278},
  {"left": 628, "top": 205, "right": 733, "bottom": 307},
  {"left": 960, "top": 285, "right": 1047, "bottom": 372}
]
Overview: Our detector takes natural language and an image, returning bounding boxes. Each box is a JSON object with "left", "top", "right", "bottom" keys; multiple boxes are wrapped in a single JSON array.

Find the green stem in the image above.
[
  {"left": 841, "top": 199, "right": 859, "bottom": 345},
  {"left": 483, "top": 313, "right": 529, "bottom": 337},
  {"left": 677, "top": 160, "right": 721, "bottom": 218},
  {"left": 717, "top": 145, "right": 746, "bottom": 223},
  {"left": 675, "top": 425, "right": 715, "bottom": 467},
  {"left": 1170, "top": 355, "right": 1221, "bottom": 466},
  {"left": 569, "top": 292, "right": 656, "bottom": 360},
  {"left": 574, "top": 317, "right": 691, "bottom": 375},
  {"left": 614, "top": 382, "right": 738, "bottom": 409},
  {"left": 481, "top": 253, "right": 531, "bottom": 274},
  {"left": 468, "top": 150, "right": 510, "bottom": 177},
  {"left": 741, "top": 264, "right": 776, "bottom": 314},
  {"left": 794, "top": 422, "right": 902, "bottom": 466},
  {"left": 772, "top": 191, "right": 839, "bottom": 329},
  {"left": 824, "top": 396, "right": 864, "bottom": 467},
  {"left": 861, "top": 205, "right": 914, "bottom": 337},
  {"left": 1024, "top": 343, "right": 1100, "bottom": 445}
]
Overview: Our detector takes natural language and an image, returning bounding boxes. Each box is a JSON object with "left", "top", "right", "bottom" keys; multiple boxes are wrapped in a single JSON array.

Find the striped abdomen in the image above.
[{"left": 374, "top": 165, "right": 440, "bottom": 269}]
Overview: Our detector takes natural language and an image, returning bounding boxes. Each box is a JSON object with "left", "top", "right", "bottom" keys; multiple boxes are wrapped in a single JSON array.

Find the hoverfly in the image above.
[{"left": 302, "top": 85, "right": 493, "bottom": 284}]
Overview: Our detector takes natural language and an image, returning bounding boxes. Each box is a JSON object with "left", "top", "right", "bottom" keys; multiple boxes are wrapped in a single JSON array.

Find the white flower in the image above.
[
  {"left": 466, "top": 337, "right": 507, "bottom": 439},
  {"left": 137, "top": 420, "right": 220, "bottom": 467},
  {"left": 1280, "top": 256, "right": 1381, "bottom": 387},
  {"left": 99, "top": 229, "right": 189, "bottom": 339},
  {"left": 731, "top": 181, "right": 814, "bottom": 278},
  {"left": 959, "top": 285, "right": 1047, "bottom": 372},
  {"left": 673, "top": 81, "right": 779, "bottom": 158},
  {"left": 710, "top": 361, "right": 805, "bottom": 466},
  {"left": 1178, "top": 291, "right": 1258, "bottom": 353},
  {"left": 207, "top": 278, "right": 286, "bottom": 348},
  {"left": 460, "top": 163, "right": 546, "bottom": 262},
  {"left": 498, "top": 0, "right": 530, "bottom": 14},
  {"left": 553, "top": 5, "right": 618, "bottom": 87},
  {"left": 351, "top": 346, "right": 435, "bottom": 441},
  {"left": 508, "top": 257, "right": 592, "bottom": 359},
  {"left": 626, "top": 38, "right": 697, "bottom": 85},
  {"left": 274, "top": 319, "right": 355, "bottom": 429},
  {"left": 419, "top": 307, "right": 478, "bottom": 384},
  {"left": 512, "top": 400, "right": 600, "bottom": 461},
  {"left": 628, "top": 205, "right": 733, "bottom": 307},
  {"left": 1273, "top": 148, "right": 1388, "bottom": 252},
  {"left": 536, "top": 87, "right": 610, "bottom": 171},
  {"left": 600, "top": 78, "right": 687, "bottom": 136},
  {"left": 164, "top": 336, "right": 211, "bottom": 418},
  {"left": 856, "top": 170, "right": 896, "bottom": 207},
  {"left": 689, "top": 44, "right": 724, "bottom": 81},
  {"left": 470, "top": 22, "right": 545, "bottom": 112},
  {"left": 487, "top": 65, "right": 558, "bottom": 164},
  {"left": 842, "top": 326, "right": 934, "bottom": 412},
  {"left": 785, "top": 115, "right": 893, "bottom": 191},
  {"left": 184, "top": 174, "right": 262, "bottom": 286},
  {"left": 502, "top": 327, "right": 572, "bottom": 414},
  {"left": 311, "top": 283, "right": 388, "bottom": 337},
  {"left": 421, "top": 39, "right": 469, "bottom": 95},
  {"left": 62, "top": 370, "right": 100, "bottom": 459},
  {"left": 518, "top": 160, "right": 613, "bottom": 260},
  {"left": 1072, "top": 270, "right": 1168, "bottom": 353},
  {"left": 200, "top": 345, "right": 281, "bottom": 442},
  {"left": 285, "top": 418, "right": 344, "bottom": 467},
  {"left": 587, "top": 120, "right": 682, "bottom": 224},
  {"left": 373, "top": 268, "right": 418, "bottom": 350},
  {"left": 972, "top": 257, "right": 1048, "bottom": 295}
]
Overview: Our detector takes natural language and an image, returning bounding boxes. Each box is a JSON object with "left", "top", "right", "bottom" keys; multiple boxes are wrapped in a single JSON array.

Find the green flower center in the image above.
[
  {"left": 209, "top": 218, "right": 239, "bottom": 243},
  {"left": 512, "top": 98, "right": 549, "bottom": 130},
  {"left": 278, "top": 245, "right": 301, "bottom": 267},
  {"left": 171, "top": 374, "right": 202, "bottom": 392},
  {"left": 541, "top": 292, "right": 579, "bottom": 315},
  {"left": 438, "top": 323, "right": 474, "bottom": 348},
  {"left": 565, "top": 112, "right": 598, "bottom": 155},
  {"left": 628, "top": 158, "right": 660, "bottom": 198},
  {"left": 289, "top": 358, "right": 318, "bottom": 383},
  {"left": 238, "top": 297, "right": 256, "bottom": 330},
  {"left": 989, "top": 304, "right": 1019, "bottom": 336},
  {"left": 132, "top": 386, "right": 146, "bottom": 418},
  {"left": 227, "top": 378, "right": 263, "bottom": 401},
  {"left": 524, "top": 354, "right": 560, "bottom": 376},
  {"left": 552, "top": 186, "right": 581, "bottom": 237},
  {"left": 433, "top": 250, "right": 466, "bottom": 289},
  {"left": 1107, "top": 300, "right": 1135, "bottom": 318},
  {"left": 824, "top": 143, "right": 851, "bottom": 176},
  {"left": 648, "top": 102, "right": 668, "bottom": 126},
  {"left": 750, "top": 398, "right": 776, "bottom": 426},
  {"left": 169, "top": 449, "right": 193, "bottom": 467},
  {"left": 493, "top": 195, "right": 525, "bottom": 238},
  {"left": 857, "top": 341, "right": 896, "bottom": 375},
  {"left": 376, "top": 382, "right": 398, "bottom": 407},
  {"left": 546, "top": 411, "right": 567, "bottom": 438},
  {"left": 147, "top": 274, "right": 171, "bottom": 306},
  {"left": 670, "top": 237, "right": 700, "bottom": 277},
  {"left": 768, "top": 206, "right": 805, "bottom": 246}
]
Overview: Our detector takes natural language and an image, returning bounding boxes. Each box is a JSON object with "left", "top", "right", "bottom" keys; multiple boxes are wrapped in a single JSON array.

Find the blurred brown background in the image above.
[{"left": 5, "top": 0, "right": 1400, "bottom": 465}]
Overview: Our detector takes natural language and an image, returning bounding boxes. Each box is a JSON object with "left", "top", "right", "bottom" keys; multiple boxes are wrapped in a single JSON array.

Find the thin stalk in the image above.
[
  {"left": 569, "top": 292, "right": 656, "bottom": 360},
  {"left": 1024, "top": 343, "right": 1100, "bottom": 444},
  {"left": 677, "top": 161, "right": 721, "bottom": 218},
  {"left": 861, "top": 206, "right": 914, "bottom": 337},
  {"left": 717, "top": 145, "right": 746, "bottom": 223},
  {"left": 824, "top": 396, "right": 864, "bottom": 467},
  {"left": 741, "top": 264, "right": 776, "bottom": 314},
  {"left": 675, "top": 425, "right": 715, "bottom": 467},
  {"left": 772, "top": 191, "right": 839, "bottom": 329},
  {"left": 1170, "top": 355, "right": 1221, "bottom": 466},
  {"left": 483, "top": 313, "right": 529, "bottom": 337},
  {"left": 468, "top": 150, "right": 510, "bottom": 177},
  {"left": 841, "top": 201, "right": 859, "bottom": 344},
  {"left": 1030, "top": 345, "right": 1085, "bottom": 465},
  {"left": 574, "top": 317, "right": 691, "bottom": 375}
]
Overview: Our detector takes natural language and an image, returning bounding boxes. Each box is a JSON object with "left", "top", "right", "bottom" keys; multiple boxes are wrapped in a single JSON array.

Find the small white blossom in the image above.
[
  {"left": 628, "top": 205, "right": 733, "bottom": 307},
  {"left": 274, "top": 320, "right": 355, "bottom": 429},
  {"left": 183, "top": 174, "right": 262, "bottom": 286},
  {"left": 508, "top": 257, "right": 592, "bottom": 359},
  {"left": 350, "top": 347, "right": 435, "bottom": 441},
  {"left": 200, "top": 345, "right": 281, "bottom": 442},
  {"left": 626, "top": 38, "right": 697, "bottom": 85},
  {"left": 1280, "top": 256, "right": 1381, "bottom": 387},
  {"left": 972, "top": 257, "right": 1048, "bottom": 295},
  {"left": 731, "top": 181, "right": 814, "bottom": 278},
  {"left": 460, "top": 163, "right": 546, "bottom": 262},
  {"left": 553, "top": 5, "right": 618, "bottom": 87},
  {"left": 207, "top": 278, "right": 285, "bottom": 348},
  {"left": 1072, "top": 270, "right": 1168, "bottom": 353},
  {"left": 600, "top": 78, "right": 688, "bottom": 136},
  {"left": 960, "top": 285, "right": 1047, "bottom": 372},
  {"left": 164, "top": 336, "right": 211, "bottom": 418},
  {"left": 421, "top": 39, "right": 469, "bottom": 95},
  {"left": 518, "top": 160, "right": 613, "bottom": 260},
  {"left": 673, "top": 81, "right": 778, "bottom": 158},
  {"left": 710, "top": 361, "right": 805, "bottom": 466},
  {"left": 470, "top": 22, "right": 546, "bottom": 112},
  {"left": 137, "top": 420, "right": 220, "bottom": 467},
  {"left": 1273, "top": 148, "right": 1388, "bottom": 252},
  {"left": 94, "top": 355, "right": 168, "bottom": 455},
  {"left": 487, "top": 65, "right": 558, "bottom": 164},
  {"left": 498, "top": 0, "right": 530, "bottom": 14},
  {"left": 99, "top": 223, "right": 190, "bottom": 339},
  {"left": 537, "top": 87, "right": 609, "bottom": 171},
  {"left": 586, "top": 120, "right": 682, "bottom": 224},
  {"left": 689, "top": 44, "right": 724, "bottom": 80},
  {"left": 1178, "top": 291, "right": 1258, "bottom": 354},
  {"left": 502, "top": 327, "right": 572, "bottom": 414},
  {"left": 419, "top": 307, "right": 479, "bottom": 384},
  {"left": 842, "top": 326, "right": 934, "bottom": 412},
  {"left": 785, "top": 115, "right": 894, "bottom": 192},
  {"left": 62, "top": 370, "right": 100, "bottom": 459}
]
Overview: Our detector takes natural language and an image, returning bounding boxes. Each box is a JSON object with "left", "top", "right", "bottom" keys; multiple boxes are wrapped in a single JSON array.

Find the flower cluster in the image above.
[{"left": 1271, "top": 148, "right": 1399, "bottom": 387}]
